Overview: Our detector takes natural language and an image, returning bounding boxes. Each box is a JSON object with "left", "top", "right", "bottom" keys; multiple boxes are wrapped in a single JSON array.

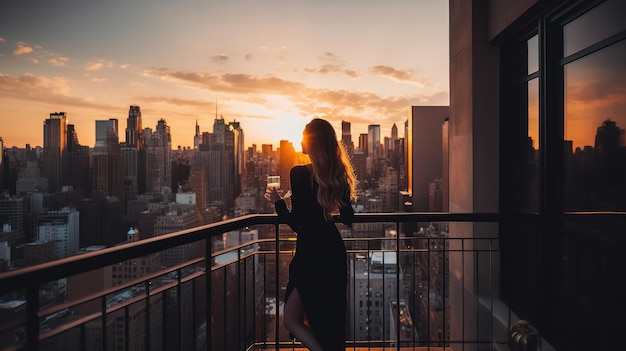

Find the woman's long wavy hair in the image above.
[{"left": 302, "top": 118, "right": 357, "bottom": 220}]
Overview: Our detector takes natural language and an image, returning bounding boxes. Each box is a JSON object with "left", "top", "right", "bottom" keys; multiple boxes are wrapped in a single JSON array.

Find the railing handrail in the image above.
[{"left": 0, "top": 211, "right": 536, "bottom": 295}]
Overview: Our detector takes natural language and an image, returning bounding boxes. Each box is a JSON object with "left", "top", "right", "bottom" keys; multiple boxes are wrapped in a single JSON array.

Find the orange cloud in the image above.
[
  {"left": 48, "top": 57, "right": 69, "bottom": 66},
  {"left": 211, "top": 54, "right": 229, "bottom": 63},
  {"left": 13, "top": 42, "right": 33, "bottom": 55},
  {"left": 86, "top": 62, "right": 104, "bottom": 71},
  {"left": 141, "top": 67, "right": 448, "bottom": 128},
  {"left": 0, "top": 73, "right": 113, "bottom": 110}
]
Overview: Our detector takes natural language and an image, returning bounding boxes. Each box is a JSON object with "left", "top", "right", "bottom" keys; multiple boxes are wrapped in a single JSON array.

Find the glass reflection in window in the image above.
[
  {"left": 528, "top": 35, "right": 538, "bottom": 75},
  {"left": 564, "top": 40, "right": 626, "bottom": 210},
  {"left": 563, "top": 0, "right": 626, "bottom": 57}
]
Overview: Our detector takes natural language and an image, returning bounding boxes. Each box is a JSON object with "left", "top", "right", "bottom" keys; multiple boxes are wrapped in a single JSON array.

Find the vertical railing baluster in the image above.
[
  {"left": 462, "top": 237, "right": 465, "bottom": 351},
  {"left": 237, "top": 236, "right": 242, "bottom": 351},
  {"left": 475, "top": 240, "right": 479, "bottom": 349},
  {"left": 223, "top": 264, "right": 228, "bottom": 351},
  {"left": 80, "top": 321, "right": 86, "bottom": 350},
  {"left": 177, "top": 268, "right": 183, "bottom": 350},
  {"left": 191, "top": 277, "right": 196, "bottom": 350},
  {"left": 145, "top": 280, "right": 151, "bottom": 351},
  {"left": 252, "top": 249, "right": 257, "bottom": 348},
  {"left": 422, "top": 237, "right": 433, "bottom": 349},
  {"left": 26, "top": 285, "right": 39, "bottom": 350},
  {"left": 367, "top": 237, "right": 371, "bottom": 350},
  {"left": 101, "top": 294, "right": 108, "bottom": 351},
  {"left": 205, "top": 238, "right": 213, "bottom": 351},
  {"left": 396, "top": 221, "right": 401, "bottom": 351},
  {"left": 438, "top": 232, "right": 449, "bottom": 348},
  {"left": 274, "top": 223, "right": 280, "bottom": 351},
  {"left": 124, "top": 305, "right": 130, "bottom": 351},
  {"left": 263, "top": 250, "right": 267, "bottom": 349}
]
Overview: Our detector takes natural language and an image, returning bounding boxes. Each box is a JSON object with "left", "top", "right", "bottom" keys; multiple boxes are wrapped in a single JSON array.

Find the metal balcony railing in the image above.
[{"left": 0, "top": 212, "right": 513, "bottom": 351}]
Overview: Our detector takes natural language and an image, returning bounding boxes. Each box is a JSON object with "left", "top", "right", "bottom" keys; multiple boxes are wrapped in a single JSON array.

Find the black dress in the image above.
[{"left": 274, "top": 165, "right": 353, "bottom": 351}]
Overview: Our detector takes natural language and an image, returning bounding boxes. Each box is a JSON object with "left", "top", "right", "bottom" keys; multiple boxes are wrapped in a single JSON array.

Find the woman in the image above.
[{"left": 267, "top": 118, "right": 357, "bottom": 351}]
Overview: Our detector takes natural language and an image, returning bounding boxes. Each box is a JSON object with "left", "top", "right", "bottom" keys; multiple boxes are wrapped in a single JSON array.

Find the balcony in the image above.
[{"left": 0, "top": 213, "right": 522, "bottom": 351}]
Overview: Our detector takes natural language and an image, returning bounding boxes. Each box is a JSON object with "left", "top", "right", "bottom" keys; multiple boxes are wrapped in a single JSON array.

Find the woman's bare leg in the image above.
[{"left": 284, "top": 288, "right": 324, "bottom": 351}]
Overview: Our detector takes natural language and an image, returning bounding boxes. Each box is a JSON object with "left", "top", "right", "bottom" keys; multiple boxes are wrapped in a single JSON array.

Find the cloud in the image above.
[
  {"left": 86, "top": 62, "right": 104, "bottom": 71},
  {"left": 10, "top": 40, "right": 71, "bottom": 67},
  {"left": 137, "top": 96, "right": 217, "bottom": 109},
  {"left": 0, "top": 73, "right": 113, "bottom": 110},
  {"left": 211, "top": 54, "right": 229, "bottom": 63},
  {"left": 85, "top": 59, "right": 114, "bottom": 71},
  {"left": 0, "top": 38, "right": 5, "bottom": 43},
  {"left": 119, "top": 63, "right": 130, "bottom": 69},
  {"left": 370, "top": 65, "right": 415, "bottom": 83},
  {"left": 48, "top": 57, "right": 69, "bottom": 66},
  {"left": 142, "top": 67, "right": 447, "bottom": 127},
  {"left": 320, "top": 52, "right": 342, "bottom": 62},
  {"left": 13, "top": 42, "right": 33, "bottom": 55},
  {"left": 90, "top": 78, "right": 106, "bottom": 83},
  {"left": 305, "top": 64, "right": 360, "bottom": 78},
  {"left": 245, "top": 53, "right": 252, "bottom": 61}
]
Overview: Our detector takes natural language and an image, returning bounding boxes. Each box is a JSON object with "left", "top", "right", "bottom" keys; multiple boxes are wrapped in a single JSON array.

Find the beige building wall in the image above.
[{"left": 448, "top": 0, "right": 542, "bottom": 349}]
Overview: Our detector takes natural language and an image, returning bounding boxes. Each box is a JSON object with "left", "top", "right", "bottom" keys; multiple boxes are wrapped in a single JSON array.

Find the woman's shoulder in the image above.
[{"left": 290, "top": 164, "right": 311, "bottom": 176}]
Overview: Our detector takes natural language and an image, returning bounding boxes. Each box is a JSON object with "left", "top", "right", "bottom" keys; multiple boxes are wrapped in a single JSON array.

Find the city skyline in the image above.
[{"left": 0, "top": 0, "right": 450, "bottom": 150}]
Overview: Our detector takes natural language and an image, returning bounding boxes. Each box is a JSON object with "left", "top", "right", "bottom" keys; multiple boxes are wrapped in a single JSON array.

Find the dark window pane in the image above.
[
  {"left": 528, "top": 35, "right": 538, "bottom": 75},
  {"left": 564, "top": 0, "right": 626, "bottom": 57},
  {"left": 564, "top": 40, "right": 626, "bottom": 210}
]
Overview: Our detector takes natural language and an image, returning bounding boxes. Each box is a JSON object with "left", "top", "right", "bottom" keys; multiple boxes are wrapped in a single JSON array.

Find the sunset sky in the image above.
[{"left": 0, "top": 0, "right": 449, "bottom": 150}]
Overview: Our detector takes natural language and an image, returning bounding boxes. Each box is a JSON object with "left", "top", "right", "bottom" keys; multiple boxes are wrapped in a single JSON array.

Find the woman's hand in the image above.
[{"left": 265, "top": 187, "right": 282, "bottom": 203}]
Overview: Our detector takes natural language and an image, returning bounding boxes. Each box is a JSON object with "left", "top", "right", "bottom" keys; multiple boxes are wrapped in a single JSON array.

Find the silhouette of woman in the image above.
[{"left": 267, "top": 118, "right": 357, "bottom": 351}]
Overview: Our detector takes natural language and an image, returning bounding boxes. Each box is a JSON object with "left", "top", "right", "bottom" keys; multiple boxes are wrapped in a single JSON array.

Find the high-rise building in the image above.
[
  {"left": 15, "top": 161, "right": 48, "bottom": 194},
  {"left": 143, "top": 119, "right": 172, "bottom": 194},
  {"left": 341, "top": 121, "right": 354, "bottom": 156},
  {"left": 43, "top": 112, "right": 68, "bottom": 193},
  {"left": 408, "top": 106, "right": 449, "bottom": 211},
  {"left": 367, "top": 124, "right": 381, "bottom": 158},
  {"left": 349, "top": 251, "right": 403, "bottom": 341},
  {"left": 0, "top": 195, "right": 26, "bottom": 241},
  {"left": 278, "top": 140, "right": 296, "bottom": 191},
  {"left": 154, "top": 204, "right": 201, "bottom": 267},
  {"left": 192, "top": 117, "right": 242, "bottom": 212},
  {"left": 92, "top": 119, "right": 124, "bottom": 203},
  {"left": 63, "top": 124, "right": 90, "bottom": 197},
  {"left": 194, "top": 119, "right": 201, "bottom": 149},
  {"left": 229, "top": 120, "right": 245, "bottom": 199},
  {"left": 123, "top": 106, "right": 143, "bottom": 202},
  {"left": 37, "top": 207, "right": 79, "bottom": 259},
  {"left": 125, "top": 105, "right": 143, "bottom": 149},
  {"left": 358, "top": 133, "right": 368, "bottom": 155},
  {"left": 0, "top": 137, "right": 3, "bottom": 192}
]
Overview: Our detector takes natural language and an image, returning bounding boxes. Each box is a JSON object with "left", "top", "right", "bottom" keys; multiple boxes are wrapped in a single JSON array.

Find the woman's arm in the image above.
[
  {"left": 338, "top": 188, "right": 354, "bottom": 228},
  {"left": 272, "top": 167, "right": 305, "bottom": 233}
]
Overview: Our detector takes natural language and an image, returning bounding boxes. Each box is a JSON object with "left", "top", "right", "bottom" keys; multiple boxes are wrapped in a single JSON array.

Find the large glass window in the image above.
[
  {"left": 563, "top": 0, "right": 626, "bottom": 56},
  {"left": 563, "top": 1, "right": 626, "bottom": 211},
  {"left": 502, "top": 1, "right": 626, "bottom": 349},
  {"left": 564, "top": 40, "right": 626, "bottom": 210}
]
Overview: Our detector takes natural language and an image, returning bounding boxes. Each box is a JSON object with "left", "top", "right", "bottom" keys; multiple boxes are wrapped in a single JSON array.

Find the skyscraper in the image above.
[
  {"left": 0, "top": 137, "right": 4, "bottom": 192},
  {"left": 43, "top": 112, "right": 68, "bottom": 192},
  {"left": 367, "top": 124, "right": 381, "bottom": 158},
  {"left": 144, "top": 119, "right": 172, "bottom": 193},
  {"left": 341, "top": 121, "right": 354, "bottom": 155},
  {"left": 229, "top": 120, "right": 245, "bottom": 199},
  {"left": 93, "top": 119, "right": 123, "bottom": 202},
  {"left": 37, "top": 207, "right": 80, "bottom": 259},
  {"left": 124, "top": 106, "right": 143, "bottom": 201},
  {"left": 63, "top": 124, "right": 90, "bottom": 196},
  {"left": 408, "top": 106, "right": 449, "bottom": 211},
  {"left": 125, "top": 106, "right": 142, "bottom": 149}
]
